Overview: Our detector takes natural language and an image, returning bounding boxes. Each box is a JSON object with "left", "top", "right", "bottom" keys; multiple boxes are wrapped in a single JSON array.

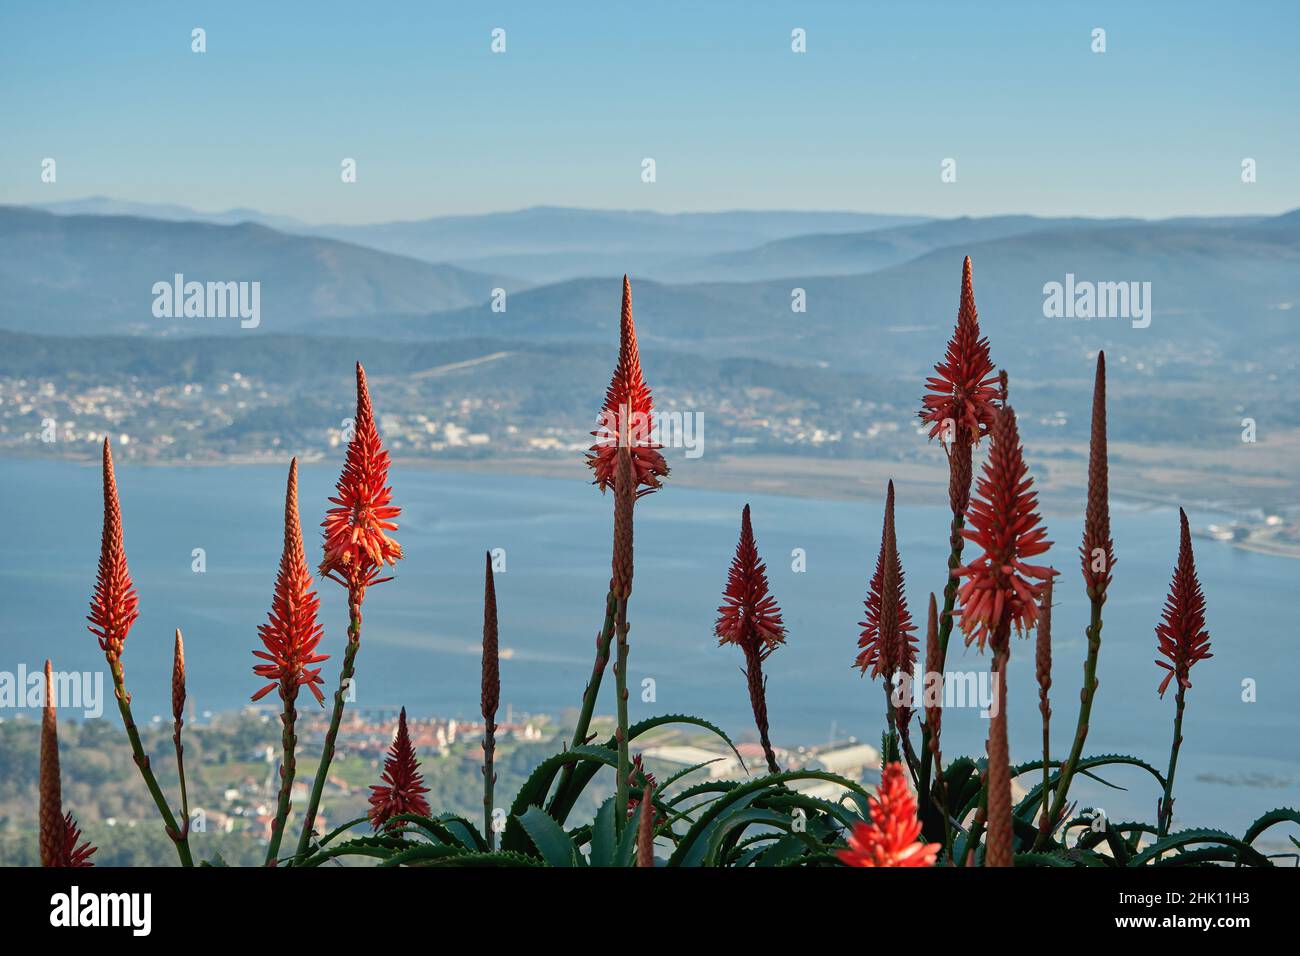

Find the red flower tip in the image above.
[
  {"left": 586, "top": 276, "right": 669, "bottom": 498},
  {"left": 1155, "top": 508, "right": 1212, "bottom": 697},
  {"left": 321, "top": 363, "right": 403, "bottom": 589},
  {"left": 856, "top": 481, "right": 918, "bottom": 680},
  {"left": 954, "top": 406, "right": 1057, "bottom": 650},
  {"left": 626, "top": 753, "right": 660, "bottom": 821},
  {"left": 87, "top": 438, "right": 139, "bottom": 663},
  {"left": 919, "top": 256, "right": 999, "bottom": 445},
  {"left": 60, "top": 813, "right": 97, "bottom": 868},
  {"left": 481, "top": 551, "right": 500, "bottom": 722},
  {"left": 715, "top": 504, "right": 785, "bottom": 657},
  {"left": 254, "top": 459, "right": 328, "bottom": 706},
  {"left": 369, "top": 707, "right": 431, "bottom": 829},
  {"left": 1081, "top": 351, "right": 1115, "bottom": 598},
  {"left": 837, "top": 761, "right": 940, "bottom": 867}
]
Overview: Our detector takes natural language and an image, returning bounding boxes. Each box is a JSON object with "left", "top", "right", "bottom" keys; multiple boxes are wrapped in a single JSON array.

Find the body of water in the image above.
[{"left": 1, "top": 458, "right": 1295, "bottom": 837}]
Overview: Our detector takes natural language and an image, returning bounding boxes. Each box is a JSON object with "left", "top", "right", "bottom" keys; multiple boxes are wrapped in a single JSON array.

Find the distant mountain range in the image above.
[
  {"left": 3, "top": 200, "right": 1297, "bottom": 384},
  {"left": 0, "top": 206, "right": 511, "bottom": 334},
  {"left": 27, "top": 198, "right": 927, "bottom": 283}
]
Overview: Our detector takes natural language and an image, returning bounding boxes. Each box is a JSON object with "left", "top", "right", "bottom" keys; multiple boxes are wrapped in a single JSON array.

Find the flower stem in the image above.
[
  {"left": 111, "top": 660, "right": 192, "bottom": 866},
  {"left": 985, "top": 638, "right": 1012, "bottom": 867},
  {"left": 613, "top": 597, "right": 631, "bottom": 836},
  {"left": 745, "top": 646, "right": 781, "bottom": 775},
  {"left": 265, "top": 692, "right": 297, "bottom": 864},
  {"left": 171, "top": 713, "right": 189, "bottom": 847},
  {"left": 1158, "top": 684, "right": 1186, "bottom": 839},
  {"left": 918, "top": 508, "right": 965, "bottom": 827},
  {"left": 1035, "top": 596, "right": 1103, "bottom": 849},
  {"left": 548, "top": 589, "right": 617, "bottom": 814},
  {"left": 295, "top": 594, "right": 361, "bottom": 861},
  {"left": 483, "top": 716, "right": 496, "bottom": 850}
]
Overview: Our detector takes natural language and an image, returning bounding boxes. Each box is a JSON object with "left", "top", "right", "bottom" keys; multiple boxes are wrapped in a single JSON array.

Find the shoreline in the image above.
[{"left": 4, "top": 448, "right": 1297, "bottom": 556}]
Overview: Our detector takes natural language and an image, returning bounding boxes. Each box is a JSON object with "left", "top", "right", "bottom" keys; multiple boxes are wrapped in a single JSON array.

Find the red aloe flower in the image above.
[
  {"left": 919, "top": 256, "right": 999, "bottom": 445},
  {"left": 717, "top": 504, "right": 786, "bottom": 774},
  {"left": 368, "top": 707, "right": 431, "bottom": 829},
  {"left": 1155, "top": 509, "right": 1212, "bottom": 697},
  {"left": 321, "top": 362, "right": 403, "bottom": 588},
  {"left": 87, "top": 439, "right": 139, "bottom": 664},
  {"left": 626, "top": 753, "right": 660, "bottom": 821},
  {"left": 954, "top": 406, "right": 1057, "bottom": 650},
  {"left": 715, "top": 504, "right": 786, "bottom": 656},
  {"left": 855, "top": 481, "right": 918, "bottom": 680},
  {"left": 837, "top": 761, "right": 940, "bottom": 868},
  {"left": 61, "top": 813, "right": 97, "bottom": 868},
  {"left": 586, "top": 276, "right": 669, "bottom": 498},
  {"left": 253, "top": 459, "right": 328, "bottom": 705}
]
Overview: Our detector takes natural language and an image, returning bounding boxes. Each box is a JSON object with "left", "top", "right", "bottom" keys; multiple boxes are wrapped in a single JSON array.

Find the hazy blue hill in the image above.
[
  {"left": 327, "top": 212, "right": 1300, "bottom": 383},
  {"left": 0, "top": 207, "right": 512, "bottom": 335},
  {"left": 651, "top": 215, "right": 1144, "bottom": 282},
  {"left": 310, "top": 207, "right": 928, "bottom": 282},
  {"left": 29, "top": 195, "right": 310, "bottom": 232}
]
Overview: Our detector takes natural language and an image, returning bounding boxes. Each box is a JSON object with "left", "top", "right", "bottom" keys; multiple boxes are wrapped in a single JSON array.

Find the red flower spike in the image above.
[
  {"left": 254, "top": 459, "right": 328, "bottom": 705},
  {"left": 715, "top": 504, "right": 785, "bottom": 657},
  {"left": 369, "top": 707, "right": 431, "bottom": 829},
  {"left": 837, "top": 761, "right": 940, "bottom": 868},
  {"left": 626, "top": 753, "right": 660, "bottom": 821},
  {"left": 586, "top": 276, "right": 669, "bottom": 498},
  {"left": 1155, "top": 509, "right": 1212, "bottom": 697},
  {"left": 856, "top": 481, "right": 918, "bottom": 680},
  {"left": 61, "top": 813, "right": 97, "bottom": 868},
  {"left": 321, "top": 362, "right": 403, "bottom": 588},
  {"left": 1080, "top": 351, "right": 1115, "bottom": 598},
  {"left": 954, "top": 406, "right": 1057, "bottom": 650},
  {"left": 87, "top": 439, "right": 139, "bottom": 663},
  {"left": 919, "top": 256, "right": 999, "bottom": 445}
]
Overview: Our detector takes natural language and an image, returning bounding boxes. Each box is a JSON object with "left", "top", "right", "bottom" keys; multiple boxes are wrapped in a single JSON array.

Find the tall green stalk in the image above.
[
  {"left": 111, "top": 660, "right": 193, "bottom": 866},
  {"left": 613, "top": 598, "right": 631, "bottom": 836},
  {"left": 1158, "top": 685, "right": 1187, "bottom": 838},
  {"left": 918, "top": 509, "right": 964, "bottom": 821},
  {"left": 549, "top": 590, "right": 618, "bottom": 814},
  {"left": 265, "top": 692, "right": 297, "bottom": 864},
  {"left": 295, "top": 597, "right": 361, "bottom": 861},
  {"left": 1035, "top": 598, "right": 1102, "bottom": 848}
]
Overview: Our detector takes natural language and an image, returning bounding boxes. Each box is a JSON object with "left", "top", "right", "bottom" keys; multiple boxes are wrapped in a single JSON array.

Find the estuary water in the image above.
[{"left": 1, "top": 458, "right": 1295, "bottom": 837}]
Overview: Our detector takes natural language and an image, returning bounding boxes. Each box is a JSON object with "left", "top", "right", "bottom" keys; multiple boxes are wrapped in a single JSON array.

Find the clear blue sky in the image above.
[{"left": 2, "top": 1, "right": 1296, "bottom": 223}]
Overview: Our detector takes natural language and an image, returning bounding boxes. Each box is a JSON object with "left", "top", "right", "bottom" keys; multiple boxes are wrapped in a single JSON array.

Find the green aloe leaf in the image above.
[
  {"left": 1129, "top": 828, "right": 1272, "bottom": 867},
  {"left": 500, "top": 745, "right": 617, "bottom": 853},
  {"left": 1242, "top": 806, "right": 1300, "bottom": 845},
  {"left": 518, "top": 805, "right": 583, "bottom": 867},
  {"left": 589, "top": 797, "right": 619, "bottom": 867}
]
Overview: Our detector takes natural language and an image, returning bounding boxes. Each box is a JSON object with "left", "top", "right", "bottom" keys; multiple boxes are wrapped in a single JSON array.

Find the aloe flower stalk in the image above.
[
  {"left": 922, "top": 593, "right": 952, "bottom": 850},
  {"left": 368, "top": 707, "right": 431, "bottom": 829},
  {"left": 481, "top": 551, "right": 500, "bottom": 850},
  {"left": 837, "top": 762, "right": 940, "bottom": 867},
  {"left": 255, "top": 459, "right": 326, "bottom": 863},
  {"left": 954, "top": 406, "right": 1056, "bottom": 866},
  {"left": 171, "top": 629, "right": 190, "bottom": 846},
  {"left": 555, "top": 278, "right": 664, "bottom": 815},
  {"left": 917, "top": 257, "right": 999, "bottom": 806},
  {"left": 636, "top": 779, "right": 656, "bottom": 867},
  {"left": 1038, "top": 352, "right": 1112, "bottom": 847},
  {"left": 89, "top": 439, "right": 192, "bottom": 866},
  {"left": 297, "top": 363, "right": 403, "bottom": 860},
  {"left": 1035, "top": 578, "right": 1054, "bottom": 838},
  {"left": 716, "top": 504, "right": 786, "bottom": 775},
  {"left": 1155, "top": 509, "right": 1212, "bottom": 838},
  {"left": 612, "top": 445, "right": 636, "bottom": 834},
  {"left": 856, "top": 481, "right": 919, "bottom": 759}
]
